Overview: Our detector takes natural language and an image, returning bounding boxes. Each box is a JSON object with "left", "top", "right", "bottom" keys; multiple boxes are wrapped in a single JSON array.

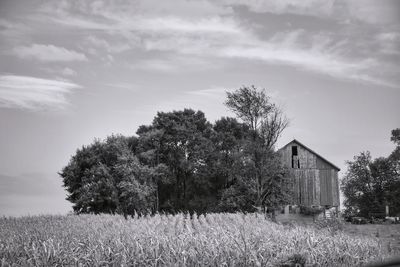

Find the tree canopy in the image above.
[
  {"left": 60, "top": 86, "right": 290, "bottom": 216},
  {"left": 341, "top": 128, "right": 400, "bottom": 217}
]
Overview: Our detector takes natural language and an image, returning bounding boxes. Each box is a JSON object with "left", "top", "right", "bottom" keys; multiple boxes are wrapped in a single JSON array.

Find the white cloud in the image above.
[
  {"left": 105, "top": 82, "right": 137, "bottom": 91},
  {"left": 13, "top": 44, "right": 87, "bottom": 62},
  {"left": 0, "top": 19, "right": 28, "bottom": 37},
  {"left": 61, "top": 67, "right": 77, "bottom": 76},
  {"left": 0, "top": 75, "right": 80, "bottom": 110},
  {"left": 130, "top": 56, "right": 221, "bottom": 73},
  {"left": 35, "top": 0, "right": 398, "bottom": 87},
  {"left": 85, "top": 35, "right": 131, "bottom": 53},
  {"left": 186, "top": 87, "right": 227, "bottom": 98},
  {"left": 219, "top": 45, "right": 371, "bottom": 82},
  {"left": 46, "top": 12, "right": 242, "bottom": 37},
  {"left": 345, "top": 0, "right": 400, "bottom": 25},
  {"left": 142, "top": 26, "right": 390, "bottom": 86},
  {"left": 376, "top": 32, "right": 400, "bottom": 55},
  {"left": 224, "top": 0, "right": 336, "bottom": 17},
  {"left": 224, "top": 0, "right": 400, "bottom": 25},
  {"left": 131, "top": 59, "right": 177, "bottom": 72}
]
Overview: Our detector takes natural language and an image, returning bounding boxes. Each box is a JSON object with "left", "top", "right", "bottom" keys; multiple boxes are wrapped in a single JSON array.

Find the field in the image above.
[
  {"left": 0, "top": 213, "right": 397, "bottom": 266},
  {"left": 343, "top": 223, "right": 400, "bottom": 254}
]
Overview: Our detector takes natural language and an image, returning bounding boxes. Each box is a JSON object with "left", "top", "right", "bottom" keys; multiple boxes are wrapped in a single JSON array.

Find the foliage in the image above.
[
  {"left": 136, "top": 109, "right": 217, "bottom": 212},
  {"left": 341, "top": 129, "right": 400, "bottom": 217},
  {"left": 60, "top": 86, "right": 290, "bottom": 215},
  {"left": 390, "top": 128, "right": 400, "bottom": 171},
  {"left": 225, "top": 85, "right": 290, "bottom": 212},
  {"left": 59, "top": 135, "right": 161, "bottom": 215},
  {"left": 0, "top": 213, "right": 392, "bottom": 267}
]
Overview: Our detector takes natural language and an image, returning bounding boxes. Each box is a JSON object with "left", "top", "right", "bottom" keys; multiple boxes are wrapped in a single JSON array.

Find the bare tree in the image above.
[{"left": 260, "top": 105, "right": 289, "bottom": 150}]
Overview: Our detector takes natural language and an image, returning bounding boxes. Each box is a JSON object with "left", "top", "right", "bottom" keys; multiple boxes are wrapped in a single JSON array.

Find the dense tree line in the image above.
[
  {"left": 341, "top": 128, "right": 400, "bottom": 217},
  {"left": 59, "top": 86, "right": 290, "bottom": 215}
]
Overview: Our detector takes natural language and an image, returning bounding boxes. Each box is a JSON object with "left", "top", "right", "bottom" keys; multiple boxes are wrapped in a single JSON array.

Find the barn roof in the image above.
[{"left": 278, "top": 139, "right": 341, "bottom": 171}]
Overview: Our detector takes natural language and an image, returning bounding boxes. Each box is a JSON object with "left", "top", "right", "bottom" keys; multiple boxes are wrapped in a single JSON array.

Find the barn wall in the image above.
[
  {"left": 281, "top": 141, "right": 339, "bottom": 207},
  {"left": 316, "top": 157, "right": 334, "bottom": 169},
  {"left": 280, "top": 144, "right": 317, "bottom": 169},
  {"left": 298, "top": 146, "right": 317, "bottom": 169}
]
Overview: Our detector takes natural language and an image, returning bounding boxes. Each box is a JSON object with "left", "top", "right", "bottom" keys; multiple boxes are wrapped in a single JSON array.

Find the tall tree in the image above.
[
  {"left": 210, "top": 117, "right": 252, "bottom": 211},
  {"left": 137, "top": 109, "right": 216, "bottom": 212},
  {"left": 225, "top": 85, "right": 289, "bottom": 212}
]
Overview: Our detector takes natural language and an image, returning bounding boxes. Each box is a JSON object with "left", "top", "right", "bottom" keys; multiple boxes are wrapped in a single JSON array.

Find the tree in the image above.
[
  {"left": 60, "top": 97, "right": 290, "bottom": 215},
  {"left": 388, "top": 128, "right": 400, "bottom": 214},
  {"left": 226, "top": 86, "right": 274, "bottom": 132},
  {"left": 210, "top": 117, "right": 253, "bottom": 211},
  {"left": 390, "top": 128, "right": 400, "bottom": 168},
  {"left": 224, "top": 85, "right": 290, "bottom": 214},
  {"left": 211, "top": 117, "right": 248, "bottom": 188},
  {"left": 137, "top": 109, "right": 217, "bottom": 213},
  {"left": 225, "top": 85, "right": 288, "bottom": 150},
  {"left": 59, "top": 135, "right": 158, "bottom": 216},
  {"left": 341, "top": 129, "right": 400, "bottom": 217},
  {"left": 341, "top": 151, "right": 399, "bottom": 217}
]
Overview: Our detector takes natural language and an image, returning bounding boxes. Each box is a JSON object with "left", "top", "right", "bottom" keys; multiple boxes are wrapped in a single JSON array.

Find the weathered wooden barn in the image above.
[{"left": 279, "top": 139, "right": 340, "bottom": 213}]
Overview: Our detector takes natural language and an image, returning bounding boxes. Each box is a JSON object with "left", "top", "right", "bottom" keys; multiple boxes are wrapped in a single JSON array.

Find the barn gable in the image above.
[
  {"left": 279, "top": 139, "right": 340, "bottom": 171},
  {"left": 278, "top": 139, "right": 340, "bottom": 208}
]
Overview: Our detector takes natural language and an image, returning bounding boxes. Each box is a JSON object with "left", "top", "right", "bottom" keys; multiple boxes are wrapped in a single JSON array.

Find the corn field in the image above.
[{"left": 0, "top": 213, "right": 391, "bottom": 266}]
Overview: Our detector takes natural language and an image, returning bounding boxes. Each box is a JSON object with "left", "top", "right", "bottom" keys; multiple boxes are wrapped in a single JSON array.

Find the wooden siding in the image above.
[
  {"left": 316, "top": 157, "right": 332, "bottom": 169},
  {"left": 319, "top": 170, "right": 332, "bottom": 205},
  {"left": 298, "top": 146, "right": 317, "bottom": 169},
  {"left": 280, "top": 140, "right": 340, "bottom": 207}
]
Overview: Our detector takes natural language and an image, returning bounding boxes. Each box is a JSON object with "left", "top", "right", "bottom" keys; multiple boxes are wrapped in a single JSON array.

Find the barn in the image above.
[{"left": 279, "top": 139, "right": 340, "bottom": 215}]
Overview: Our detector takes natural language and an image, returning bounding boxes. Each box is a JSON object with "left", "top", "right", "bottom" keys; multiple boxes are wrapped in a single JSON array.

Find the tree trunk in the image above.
[
  {"left": 271, "top": 208, "right": 277, "bottom": 223},
  {"left": 156, "top": 182, "right": 159, "bottom": 212}
]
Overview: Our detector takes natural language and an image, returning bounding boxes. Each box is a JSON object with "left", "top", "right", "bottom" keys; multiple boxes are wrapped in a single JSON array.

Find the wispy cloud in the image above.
[
  {"left": 105, "top": 82, "right": 137, "bottom": 91},
  {"left": 345, "top": 0, "right": 400, "bottom": 25},
  {"left": 85, "top": 35, "right": 131, "bottom": 54},
  {"left": 130, "top": 56, "right": 219, "bottom": 73},
  {"left": 142, "top": 27, "right": 394, "bottom": 86},
  {"left": 225, "top": 0, "right": 400, "bottom": 24},
  {"left": 0, "top": 75, "right": 80, "bottom": 111},
  {"left": 219, "top": 42, "right": 376, "bottom": 84},
  {"left": 29, "top": 0, "right": 400, "bottom": 87},
  {"left": 0, "top": 18, "right": 29, "bottom": 37},
  {"left": 376, "top": 32, "right": 400, "bottom": 55},
  {"left": 61, "top": 67, "right": 77, "bottom": 76},
  {"left": 186, "top": 86, "right": 227, "bottom": 98},
  {"left": 13, "top": 44, "right": 87, "bottom": 62},
  {"left": 224, "top": 0, "right": 336, "bottom": 17}
]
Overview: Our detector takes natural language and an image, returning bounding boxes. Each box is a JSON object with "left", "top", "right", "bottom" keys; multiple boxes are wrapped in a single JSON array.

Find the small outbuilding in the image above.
[{"left": 279, "top": 139, "right": 340, "bottom": 215}]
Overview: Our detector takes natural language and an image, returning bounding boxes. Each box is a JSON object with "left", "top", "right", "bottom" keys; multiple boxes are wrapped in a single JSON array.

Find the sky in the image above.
[{"left": 0, "top": 0, "right": 399, "bottom": 216}]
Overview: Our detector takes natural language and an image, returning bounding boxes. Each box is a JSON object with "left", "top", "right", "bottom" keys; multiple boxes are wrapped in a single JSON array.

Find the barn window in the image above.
[{"left": 291, "top": 146, "right": 300, "bottom": 168}]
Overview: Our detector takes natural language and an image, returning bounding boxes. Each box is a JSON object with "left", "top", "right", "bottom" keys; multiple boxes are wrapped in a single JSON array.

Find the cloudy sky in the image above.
[{"left": 0, "top": 0, "right": 399, "bottom": 216}]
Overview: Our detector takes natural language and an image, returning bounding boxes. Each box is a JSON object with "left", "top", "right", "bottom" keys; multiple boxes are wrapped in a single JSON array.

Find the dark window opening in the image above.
[
  {"left": 291, "top": 146, "right": 300, "bottom": 168},
  {"left": 292, "top": 146, "right": 298, "bottom": 155}
]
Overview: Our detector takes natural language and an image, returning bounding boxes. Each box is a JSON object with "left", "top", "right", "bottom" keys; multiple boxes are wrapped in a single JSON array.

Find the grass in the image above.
[
  {"left": 0, "top": 213, "right": 395, "bottom": 266},
  {"left": 343, "top": 223, "right": 400, "bottom": 254}
]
